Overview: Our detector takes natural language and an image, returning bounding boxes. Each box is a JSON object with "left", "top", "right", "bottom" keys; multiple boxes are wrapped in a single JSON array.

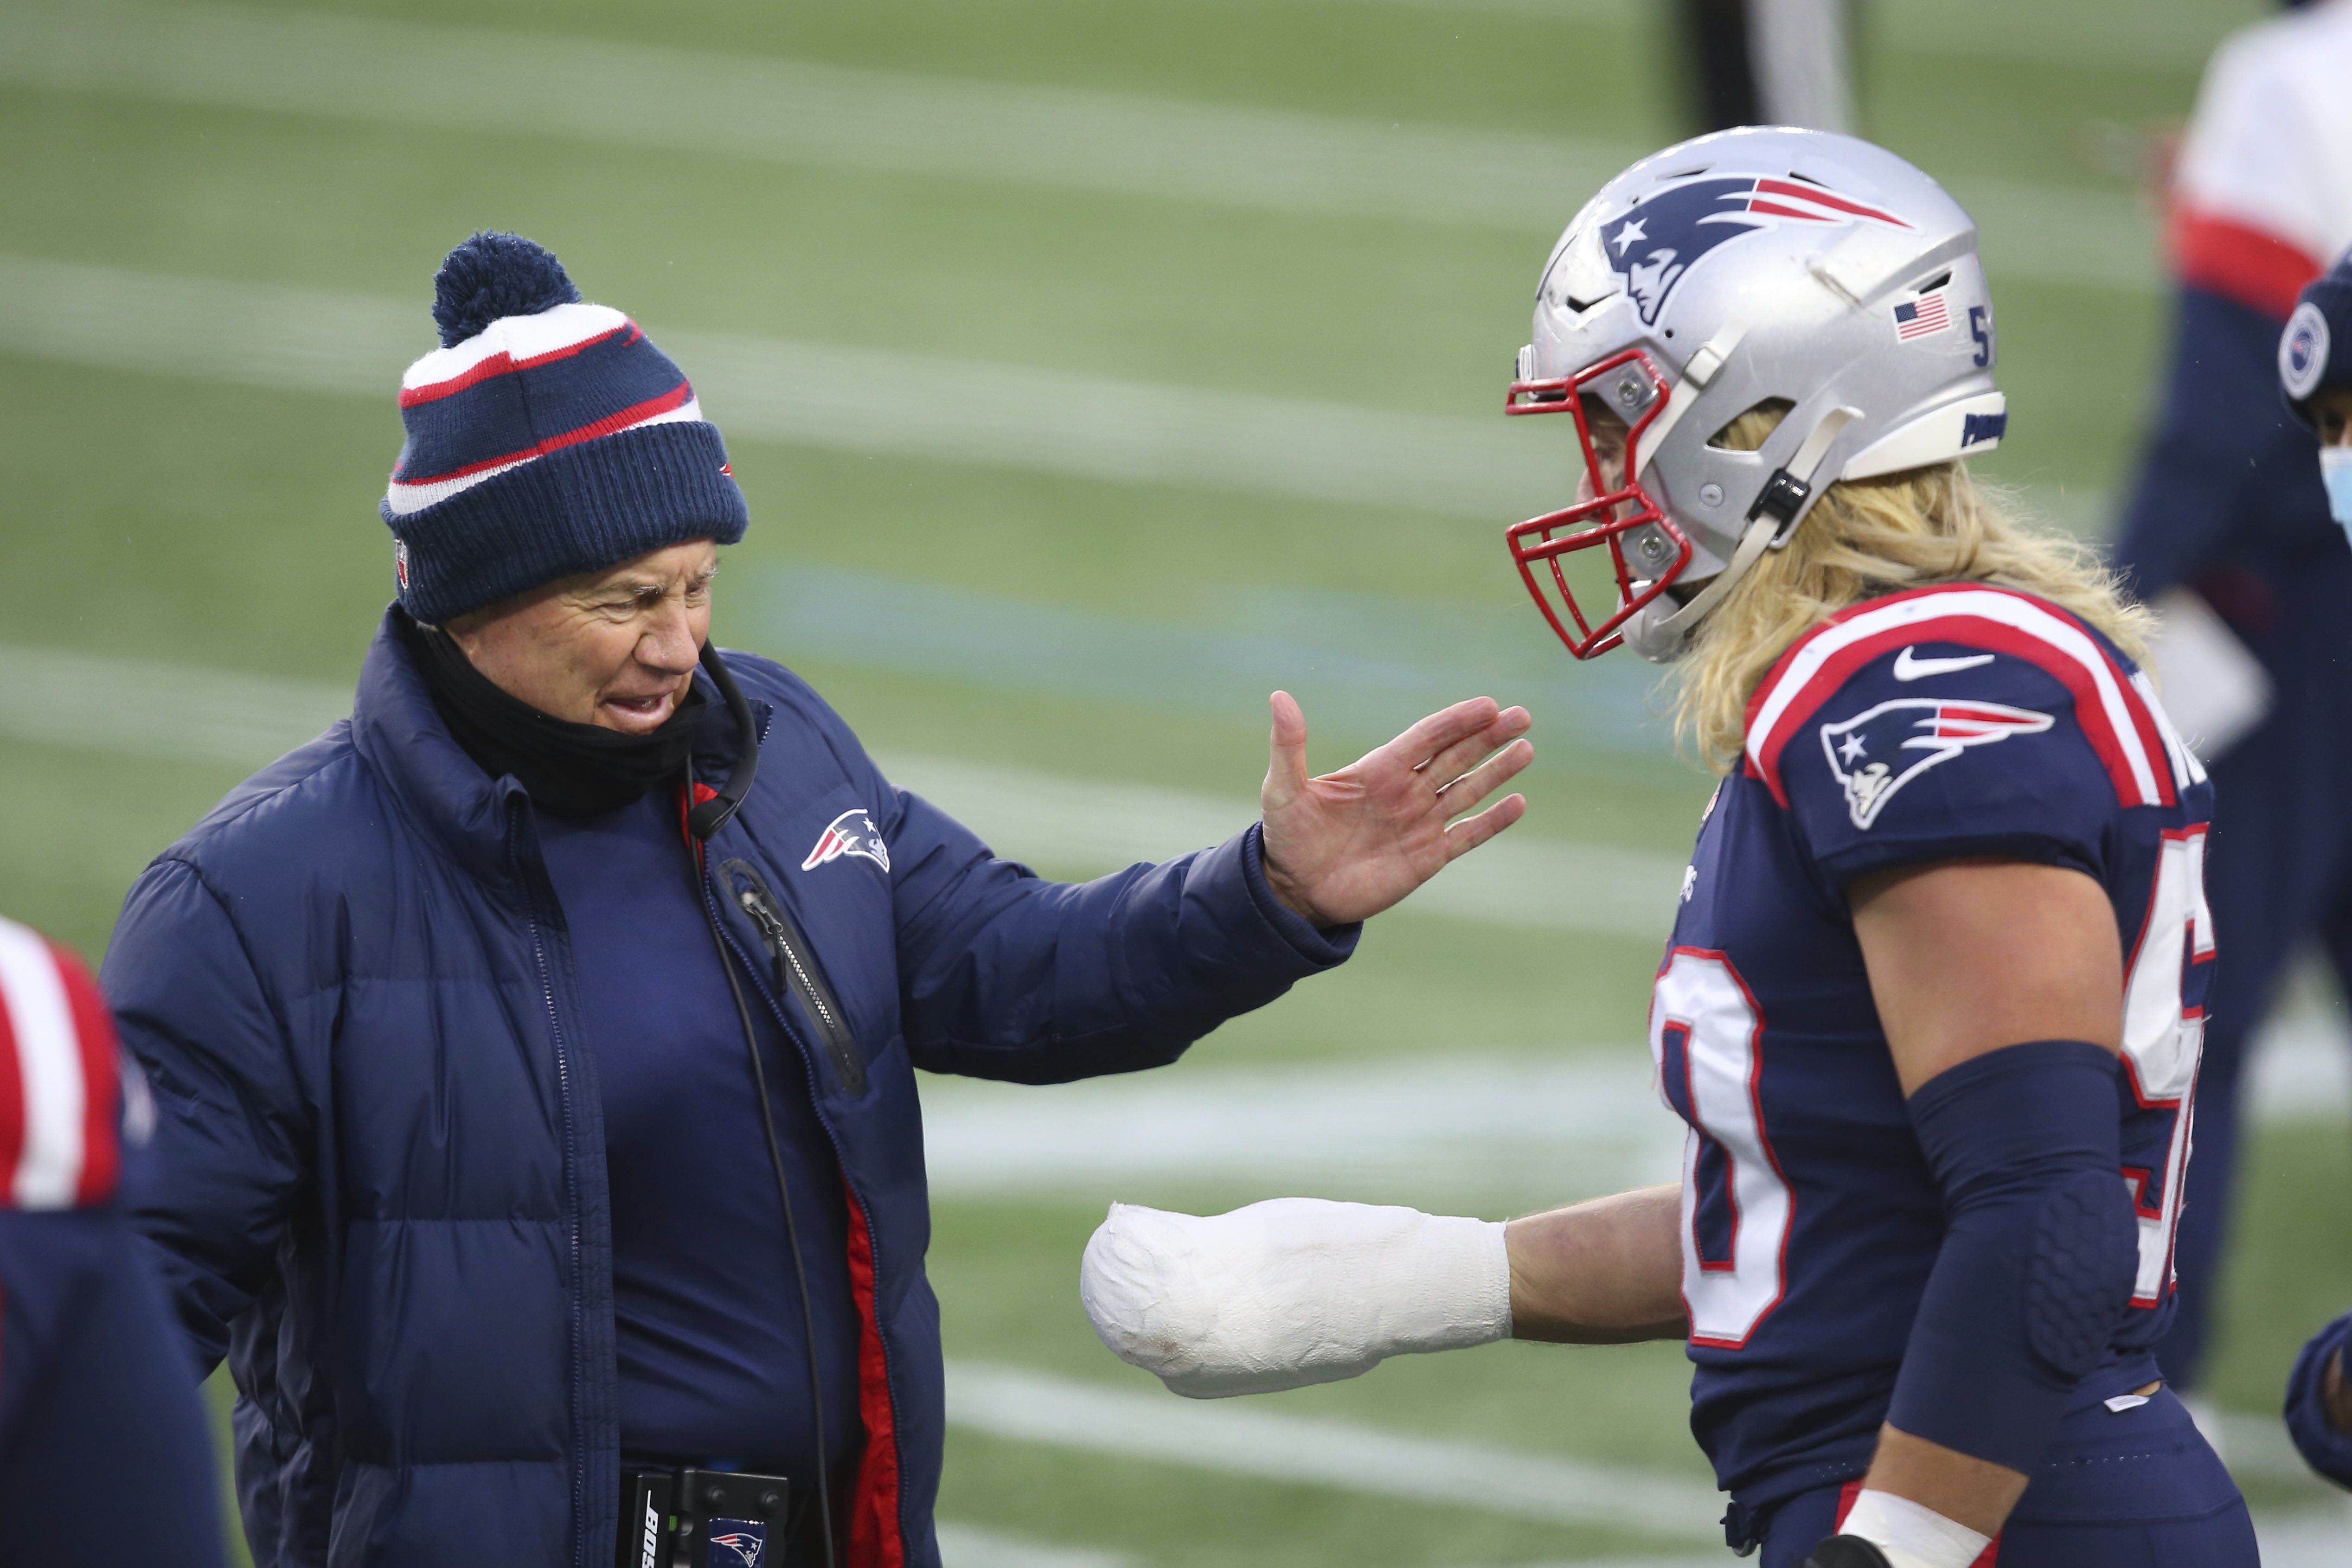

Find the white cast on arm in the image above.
[{"left": 1079, "top": 1197, "right": 1512, "bottom": 1399}]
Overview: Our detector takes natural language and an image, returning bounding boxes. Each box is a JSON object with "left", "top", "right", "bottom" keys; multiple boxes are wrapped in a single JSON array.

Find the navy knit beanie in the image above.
[
  {"left": 381, "top": 232, "right": 749, "bottom": 623},
  {"left": 2282, "top": 248, "right": 2352, "bottom": 427}
]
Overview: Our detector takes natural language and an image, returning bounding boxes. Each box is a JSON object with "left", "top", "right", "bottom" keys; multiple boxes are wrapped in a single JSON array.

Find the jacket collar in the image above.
[{"left": 348, "top": 607, "right": 768, "bottom": 881}]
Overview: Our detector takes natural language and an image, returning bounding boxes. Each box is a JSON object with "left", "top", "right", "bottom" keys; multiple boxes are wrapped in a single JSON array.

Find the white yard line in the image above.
[
  {"left": 0, "top": 253, "right": 1559, "bottom": 521},
  {"left": 919, "top": 1050, "right": 1684, "bottom": 1200},
  {"left": 936, "top": 1522, "right": 1134, "bottom": 1568},
  {"left": 942, "top": 1359, "right": 1727, "bottom": 1541},
  {"left": 921, "top": 1024, "right": 2339, "bottom": 1199},
  {"left": 0, "top": 0, "right": 2155, "bottom": 286}
]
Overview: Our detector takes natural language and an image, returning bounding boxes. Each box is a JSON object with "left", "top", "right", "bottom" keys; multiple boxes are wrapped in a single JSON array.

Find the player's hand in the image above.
[{"left": 1258, "top": 691, "right": 1531, "bottom": 928}]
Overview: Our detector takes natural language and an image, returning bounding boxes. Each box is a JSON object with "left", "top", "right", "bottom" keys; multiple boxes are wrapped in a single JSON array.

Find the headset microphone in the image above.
[{"left": 688, "top": 643, "right": 760, "bottom": 842}]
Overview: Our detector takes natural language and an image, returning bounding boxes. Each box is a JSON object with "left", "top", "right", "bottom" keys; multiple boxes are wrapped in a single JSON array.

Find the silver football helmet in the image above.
[{"left": 1505, "top": 127, "right": 2006, "bottom": 662}]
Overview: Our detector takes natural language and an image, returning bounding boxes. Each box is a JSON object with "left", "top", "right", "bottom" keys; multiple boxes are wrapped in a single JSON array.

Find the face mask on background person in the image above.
[{"left": 2321, "top": 446, "right": 2352, "bottom": 533}]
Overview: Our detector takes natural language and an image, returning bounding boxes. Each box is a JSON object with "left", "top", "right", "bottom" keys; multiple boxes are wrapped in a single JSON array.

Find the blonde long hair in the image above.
[{"left": 1672, "top": 406, "right": 2149, "bottom": 773}]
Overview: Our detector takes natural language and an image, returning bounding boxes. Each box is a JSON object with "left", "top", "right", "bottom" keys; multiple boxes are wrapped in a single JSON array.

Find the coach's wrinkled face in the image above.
[{"left": 444, "top": 539, "right": 718, "bottom": 734}]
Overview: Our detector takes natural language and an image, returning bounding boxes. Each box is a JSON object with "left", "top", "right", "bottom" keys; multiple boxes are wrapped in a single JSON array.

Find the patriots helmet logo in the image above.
[
  {"left": 1603, "top": 175, "right": 1912, "bottom": 325},
  {"left": 803, "top": 807, "right": 890, "bottom": 873},
  {"left": 710, "top": 1531, "right": 765, "bottom": 1568},
  {"left": 1820, "top": 698, "right": 2053, "bottom": 830}
]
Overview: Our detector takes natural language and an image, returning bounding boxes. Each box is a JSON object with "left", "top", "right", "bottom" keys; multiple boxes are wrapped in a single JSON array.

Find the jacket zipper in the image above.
[
  {"left": 515, "top": 807, "right": 592, "bottom": 1568},
  {"left": 696, "top": 867, "right": 902, "bottom": 1542},
  {"left": 721, "top": 859, "right": 866, "bottom": 1095}
]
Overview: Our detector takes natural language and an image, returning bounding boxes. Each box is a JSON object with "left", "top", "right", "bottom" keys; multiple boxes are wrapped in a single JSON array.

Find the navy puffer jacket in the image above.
[{"left": 104, "top": 611, "right": 1352, "bottom": 1568}]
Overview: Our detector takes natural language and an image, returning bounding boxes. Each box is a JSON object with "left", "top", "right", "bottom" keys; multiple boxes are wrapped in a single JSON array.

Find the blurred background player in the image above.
[
  {"left": 2108, "top": 0, "right": 2352, "bottom": 1399},
  {"left": 1085, "top": 128, "right": 2255, "bottom": 1568},
  {"left": 0, "top": 915, "right": 225, "bottom": 1568},
  {"left": 2276, "top": 250, "right": 2352, "bottom": 1493}
]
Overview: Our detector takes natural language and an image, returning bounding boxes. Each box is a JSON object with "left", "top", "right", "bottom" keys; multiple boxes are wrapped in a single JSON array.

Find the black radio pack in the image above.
[{"left": 621, "top": 1469, "right": 792, "bottom": 1568}]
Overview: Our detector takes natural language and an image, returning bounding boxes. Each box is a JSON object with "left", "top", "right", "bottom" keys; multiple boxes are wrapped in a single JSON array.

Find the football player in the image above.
[
  {"left": 0, "top": 916, "right": 225, "bottom": 1566},
  {"left": 2276, "top": 248, "right": 2352, "bottom": 1492},
  {"left": 1078, "top": 129, "right": 2257, "bottom": 1568}
]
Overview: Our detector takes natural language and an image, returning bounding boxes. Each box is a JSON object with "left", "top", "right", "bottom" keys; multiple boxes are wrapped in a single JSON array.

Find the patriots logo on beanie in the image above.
[{"left": 381, "top": 232, "right": 748, "bottom": 623}]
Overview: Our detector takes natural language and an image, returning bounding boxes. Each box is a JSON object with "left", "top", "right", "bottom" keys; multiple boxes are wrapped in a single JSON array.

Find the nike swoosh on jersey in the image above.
[{"left": 1892, "top": 646, "right": 1996, "bottom": 680}]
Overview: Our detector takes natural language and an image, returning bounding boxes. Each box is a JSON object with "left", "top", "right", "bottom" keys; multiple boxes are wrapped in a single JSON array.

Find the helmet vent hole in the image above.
[
  {"left": 1707, "top": 398, "right": 1795, "bottom": 452},
  {"left": 1917, "top": 270, "right": 1952, "bottom": 293}
]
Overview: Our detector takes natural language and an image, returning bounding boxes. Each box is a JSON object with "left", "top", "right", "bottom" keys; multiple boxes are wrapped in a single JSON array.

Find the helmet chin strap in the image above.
[{"left": 1624, "top": 406, "right": 1859, "bottom": 664}]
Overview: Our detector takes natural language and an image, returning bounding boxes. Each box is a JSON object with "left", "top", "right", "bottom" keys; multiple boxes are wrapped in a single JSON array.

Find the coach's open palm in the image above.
[{"left": 1258, "top": 691, "right": 1532, "bottom": 928}]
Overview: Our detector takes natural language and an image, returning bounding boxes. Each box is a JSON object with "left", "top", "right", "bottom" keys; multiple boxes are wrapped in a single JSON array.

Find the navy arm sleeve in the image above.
[
  {"left": 0, "top": 1209, "right": 227, "bottom": 1568},
  {"left": 102, "top": 858, "right": 312, "bottom": 1370},
  {"left": 2286, "top": 1310, "right": 2352, "bottom": 1490},
  {"left": 882, "top": 779, "right": 1357, "bottom": 1084}
]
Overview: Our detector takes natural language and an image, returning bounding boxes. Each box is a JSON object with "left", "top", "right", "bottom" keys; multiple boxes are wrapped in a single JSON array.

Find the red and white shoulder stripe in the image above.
[
  {"left": 1743, "top": 584, "right": 2204, "bottom": 810},
  {"left": 0, "top": 917, "right": 121, "bottom": 1210}
]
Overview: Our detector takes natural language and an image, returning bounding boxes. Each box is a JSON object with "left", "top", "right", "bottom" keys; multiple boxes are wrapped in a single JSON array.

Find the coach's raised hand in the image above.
[{"left": 1258, "top": 691, "right": 1532, "bottom": 928}]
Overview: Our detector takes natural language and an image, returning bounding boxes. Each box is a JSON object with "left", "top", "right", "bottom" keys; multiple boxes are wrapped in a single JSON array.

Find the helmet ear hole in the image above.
[{"left": 1707, "top": 398, "right": 1796, "bottom": 452}]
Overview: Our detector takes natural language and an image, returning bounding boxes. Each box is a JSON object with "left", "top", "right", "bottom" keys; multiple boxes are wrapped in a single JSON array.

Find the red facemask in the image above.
[{"left": 1503, "top": 348, "right": 1692, "bottom": 659}]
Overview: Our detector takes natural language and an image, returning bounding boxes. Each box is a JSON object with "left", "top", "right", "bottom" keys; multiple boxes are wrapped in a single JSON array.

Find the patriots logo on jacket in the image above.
[
  {"left": 803, "top": 808, "right": 890, "bottom": 873},
  {"left": 710, "top": 1531, "right": 764, "bottom": 1568},
  {"left": 1819, "top": 698, "right": 2053, "bottom": 830},
  {"left": 1604, "top": 175, "right": 1912, "bottom": 324}
]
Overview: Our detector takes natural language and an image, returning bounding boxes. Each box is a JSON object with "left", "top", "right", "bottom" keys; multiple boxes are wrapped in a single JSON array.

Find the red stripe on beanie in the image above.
[
  {"left": 397, "top": 321, "right": 641, "bottom": 408},
  {"left": 392, "top": 381, "right": 694, "bottom": 488}
]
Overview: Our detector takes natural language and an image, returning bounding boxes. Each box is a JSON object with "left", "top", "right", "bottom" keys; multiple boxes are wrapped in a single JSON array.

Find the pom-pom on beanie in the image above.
[{"left": 381, "top": 232, "right": 749, "bottom": 623}]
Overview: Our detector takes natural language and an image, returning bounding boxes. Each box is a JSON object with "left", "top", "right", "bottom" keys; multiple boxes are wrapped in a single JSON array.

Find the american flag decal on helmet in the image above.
[
  {"left": 1820, "top": 697, "right": 2053, "bottom": 830},
  {"left": 1893, "top": 286, "right": 1953, "bottom": 342}
]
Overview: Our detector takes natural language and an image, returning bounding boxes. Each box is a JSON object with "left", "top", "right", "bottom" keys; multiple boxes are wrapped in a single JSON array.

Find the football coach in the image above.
[{"left": 100, "top": 234, "right": 1533, "bottom": 1568}]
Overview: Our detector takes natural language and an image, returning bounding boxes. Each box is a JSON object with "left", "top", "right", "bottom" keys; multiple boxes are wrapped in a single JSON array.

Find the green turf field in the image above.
[{"left": 6, "top": 0, "right": 2351, "bottom": 1561}]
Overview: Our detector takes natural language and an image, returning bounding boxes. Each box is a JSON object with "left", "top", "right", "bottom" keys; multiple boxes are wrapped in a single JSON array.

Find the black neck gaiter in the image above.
[{"left": 395, "top": 611, "right": 706, "bottom": 822}]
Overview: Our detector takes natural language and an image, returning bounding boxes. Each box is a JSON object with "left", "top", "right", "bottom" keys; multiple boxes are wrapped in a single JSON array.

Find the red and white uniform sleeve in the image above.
[{"left": 2171, "top": 4, "right": 2352, "bottom": 315}]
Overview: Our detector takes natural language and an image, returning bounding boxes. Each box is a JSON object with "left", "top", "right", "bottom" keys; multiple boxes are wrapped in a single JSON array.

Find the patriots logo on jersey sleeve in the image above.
[
  {"left": 1819, "top": 698, "right": 2054, "bottom": 829},
  {"left": 802, "top": 807, "right": 890, "bottom": 873},
  {"left": 1603, "top": 175, "right": 1912, "bottom": 324}
]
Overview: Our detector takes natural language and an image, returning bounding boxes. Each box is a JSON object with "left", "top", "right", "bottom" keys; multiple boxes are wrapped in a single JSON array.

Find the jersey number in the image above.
[
  {"left": 2119, "top": 828, "right": 2213, "bottom": 1306},
  {"left": 1652, "top": 948, "right": 1790, "bottom": 1347}
]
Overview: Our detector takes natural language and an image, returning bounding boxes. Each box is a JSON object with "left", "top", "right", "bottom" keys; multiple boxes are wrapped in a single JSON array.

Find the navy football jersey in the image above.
[{"left": 1652, "top": 584, "right": 2215, "bottom": 1510}]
